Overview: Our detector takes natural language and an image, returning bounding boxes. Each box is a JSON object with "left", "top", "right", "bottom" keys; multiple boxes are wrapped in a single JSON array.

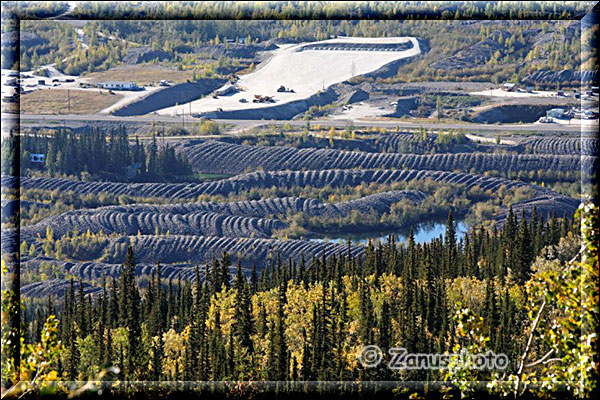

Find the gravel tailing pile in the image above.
[
  {"left": 173, "top": 140, "right": 585, "bottom": 175},
  {"left": 21, "top": 208, "right": 286, "bottom": 240},
  {"left": 524, "top": 69, "right": 597, "bottom": 85},
  {"left": 1, "top": 228, "right": 19, "bottom": 255},
  {"left": 103, "top": 235, "right": 365, "bottom": 265},
  {"left": 14, "top": 190, "right": 426, "bottom": 246},
  {"left": 328, "top": 190, "right": 427, "bottom": 216},
  {"left": 219, "top": 132, "right": 445, "bottom": 154},
  {"left": 368, "top": 132, "right": 438, "bottom": 151},
  {"left": 20, "top": 235, "right": 365, "bottom": 280},
  {"left": 494, "top": 194, "right": 581, "bottom": 223},
  {"left": 3, "top": 169, "right": 538, "bottom": 201},
  {"left": 516, "top": 137, "right": 598, "bottom": 156},
  {"left": 22, "top": 256, "right": 201, "bottom": 281},
  {"left": 20, "top": 279, "right": 102, "bottom": 298}
]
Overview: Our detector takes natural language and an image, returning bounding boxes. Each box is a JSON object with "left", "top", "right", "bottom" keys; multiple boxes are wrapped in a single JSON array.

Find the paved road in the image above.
[{"left": 5, "top": 113, "right": 594, "bottom": 134}]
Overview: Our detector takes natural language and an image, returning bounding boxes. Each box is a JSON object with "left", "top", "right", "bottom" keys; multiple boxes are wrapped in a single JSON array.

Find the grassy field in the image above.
[
  {"left": 20, "top": 89, "right": 123, "bottom": 114},
  {"left": 81, "top": 65, "right": 196, "bottom": 86}
]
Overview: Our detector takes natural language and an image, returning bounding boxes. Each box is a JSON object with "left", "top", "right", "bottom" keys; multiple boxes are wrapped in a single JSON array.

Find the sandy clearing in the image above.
[
  {"left": 1, "top": 66, "right": 163, "bottom": 115},
  {"left": 330, "top": 103, "right": 390, "bottom": 120},
  {"left": 157, "top": 36, "right": 421, "bottom": 116},
  {"left": 19, "top": 88, "right": 124, "bottom": 115},
  {"left": 98, "top": 86, "right": 164, "bottom": 114}
]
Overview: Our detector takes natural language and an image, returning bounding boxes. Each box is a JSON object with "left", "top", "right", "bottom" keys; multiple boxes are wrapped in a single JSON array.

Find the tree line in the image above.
[
  {"left": 19, "top": 128, "right": 192, "bottom": 182},
  {"left": 20, "top": 209, "right": 579, "bottom": 386}
]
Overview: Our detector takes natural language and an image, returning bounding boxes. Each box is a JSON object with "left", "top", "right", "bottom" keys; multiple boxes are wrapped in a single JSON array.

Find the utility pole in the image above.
[{"left": 67, "top": 89, "right": 71, "bottom": 114}]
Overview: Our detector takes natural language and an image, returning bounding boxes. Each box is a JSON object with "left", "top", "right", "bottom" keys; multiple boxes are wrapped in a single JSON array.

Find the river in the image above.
[{"left": 309, "top": 220, "right": 468, "bottom": 246}]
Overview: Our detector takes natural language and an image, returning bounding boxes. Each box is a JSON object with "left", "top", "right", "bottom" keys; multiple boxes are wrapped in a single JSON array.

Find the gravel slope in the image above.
[{"left": 173, "top": 140, "right": 587, "bottom": 175}]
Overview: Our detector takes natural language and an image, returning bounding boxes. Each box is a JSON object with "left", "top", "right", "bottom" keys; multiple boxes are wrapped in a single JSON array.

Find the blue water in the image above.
[{"left": 309, "top": 220, "right": 468, "bottom": 246}]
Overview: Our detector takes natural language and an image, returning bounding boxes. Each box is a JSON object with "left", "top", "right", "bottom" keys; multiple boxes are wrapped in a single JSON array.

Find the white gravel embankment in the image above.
[
  {"left": 157, "top": 36, "right": 421, "bottom": 116},
  {"left": 330, "top": 103, "right": 390, "bottom": 120},
  {"left": 470, "top": 88, "right": 558, "bottom": 98}
]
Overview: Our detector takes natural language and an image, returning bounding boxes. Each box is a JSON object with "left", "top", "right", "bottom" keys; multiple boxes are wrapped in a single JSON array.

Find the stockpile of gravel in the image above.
[
  {"left": 2, "top": 169, "right": 537, "bottom": 201},
  {"left": 173, "top": 140, "right": 585, "bottom": 175}
]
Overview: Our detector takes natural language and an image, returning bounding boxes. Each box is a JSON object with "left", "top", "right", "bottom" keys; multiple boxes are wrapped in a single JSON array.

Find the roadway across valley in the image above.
[{"left": 6, "top": 113, "right": 594, "bottom": 136}]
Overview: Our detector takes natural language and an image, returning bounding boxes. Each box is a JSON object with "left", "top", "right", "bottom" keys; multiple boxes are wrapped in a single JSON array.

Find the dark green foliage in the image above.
[{"left": 19, "top": 128, "right": 192, "bottom": 181}]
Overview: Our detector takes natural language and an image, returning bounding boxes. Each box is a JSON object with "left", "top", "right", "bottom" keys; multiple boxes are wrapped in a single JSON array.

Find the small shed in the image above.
[{"left": 502, "top": 83, "right": 517, "bottom": 92}]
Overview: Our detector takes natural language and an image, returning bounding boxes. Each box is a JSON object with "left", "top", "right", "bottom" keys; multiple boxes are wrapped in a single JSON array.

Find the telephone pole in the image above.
[{"left": 67, "top": 89, "right": 71, "bottom": 114}]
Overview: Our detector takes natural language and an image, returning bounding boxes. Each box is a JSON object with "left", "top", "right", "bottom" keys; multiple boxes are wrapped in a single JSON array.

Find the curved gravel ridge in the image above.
[
  {"left": 20, "top": 208, "right": 286, "bottom": 241},
  {"left": 173, "top": 140, "right": 586, "bottom": 174},
  {"left": 106, "top": 234, "right": 365, "bottom": 266},
  {"left": 328, "top": 190, "right": 427, "bottom": 216},
  {"left": 16, "top": 190, "right": 427, "bottom": 243},
  {"left": 2, "top": 168, "right": 547, "bottom": 201},
  {"left": 366, "top": 134, "right": 597, "bottom": 156},
  {"left": 20, "top": 234, "right": 364, "bottom": 281},
  {"left": 20, "top": 279, "right": 102, "bottom": 298},
  {"left": 104, "top": 235, "right": 364, "bottom": 266},
  {"left": 494, "top": 193, "right": 581, "bottom": 222},
  {"left": 22, "top": 256, "right": 201, "bottom": 281},
  {"left": 516, "top": 137, "right": 598, "bottom": 156},
  {"left": 367, "top": 132, "right": 438, "bottom": 151}
]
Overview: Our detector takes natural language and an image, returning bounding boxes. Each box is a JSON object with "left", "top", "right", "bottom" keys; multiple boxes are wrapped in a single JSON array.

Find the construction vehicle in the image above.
[{"left": 253, "top": 94, "right": 275, "bottom": 103}]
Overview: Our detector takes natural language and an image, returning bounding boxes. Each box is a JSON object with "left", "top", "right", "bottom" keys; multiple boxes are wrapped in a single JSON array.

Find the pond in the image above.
[{"left": 308, "top": 219, "right": 468, "bottom": 246}]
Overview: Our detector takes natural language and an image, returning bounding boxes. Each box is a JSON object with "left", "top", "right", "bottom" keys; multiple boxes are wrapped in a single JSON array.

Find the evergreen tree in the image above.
[{"left": 233, "top": 261, "right": 255, "bottom": 355}]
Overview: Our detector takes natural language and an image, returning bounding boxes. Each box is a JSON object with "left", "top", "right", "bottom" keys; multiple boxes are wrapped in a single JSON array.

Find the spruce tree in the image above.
[{"left": 233, "top": 261, "right": 255, "bottom": 355}]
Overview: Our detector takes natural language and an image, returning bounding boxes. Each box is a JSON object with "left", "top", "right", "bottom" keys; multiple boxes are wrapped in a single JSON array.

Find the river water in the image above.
[{"left": 309, "top": 220, "right": 468, "bottom": 246}]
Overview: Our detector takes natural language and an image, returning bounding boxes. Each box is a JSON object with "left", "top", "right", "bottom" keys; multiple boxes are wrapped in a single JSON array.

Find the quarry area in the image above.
[{"left": 157, "top": 36, "right": 421, "bottom": 116}]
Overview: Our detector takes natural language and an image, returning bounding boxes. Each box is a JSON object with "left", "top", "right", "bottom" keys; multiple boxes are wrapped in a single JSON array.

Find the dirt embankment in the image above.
[{"left": 112, "top": 78, "right": 226, "bottom": 116}]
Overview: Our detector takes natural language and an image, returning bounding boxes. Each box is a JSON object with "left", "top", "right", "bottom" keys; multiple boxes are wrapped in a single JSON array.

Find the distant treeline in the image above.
[{"left": 66, "top": 1, "right": 594, "bottom": 21}]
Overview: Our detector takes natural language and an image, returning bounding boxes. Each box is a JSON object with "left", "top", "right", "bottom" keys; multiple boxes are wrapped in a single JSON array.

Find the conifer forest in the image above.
[{"left": 1, "top": 2, "right": 598, "bottom": 399}]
